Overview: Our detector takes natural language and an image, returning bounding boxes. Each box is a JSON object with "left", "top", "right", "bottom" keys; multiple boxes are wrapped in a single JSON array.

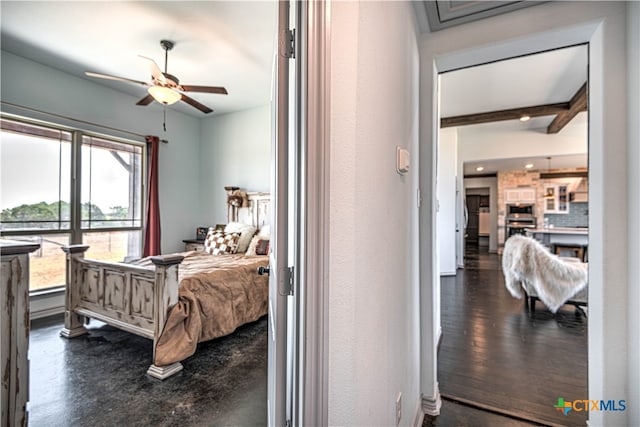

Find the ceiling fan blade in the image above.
[
  {"left": 85, "top": 71, "right": 148, "bottom": 87},
  {"left": 136, "top": 94, "right": 154, "bottom": 106},
  {"left": 138, "top": 55, "right": 166, "bottom": 84},
  {"left": 181, "top": 85, "right": 228, "bottom": 95},
  {"left": 181, "top": 94, "right": 213, "bottom": 114}
]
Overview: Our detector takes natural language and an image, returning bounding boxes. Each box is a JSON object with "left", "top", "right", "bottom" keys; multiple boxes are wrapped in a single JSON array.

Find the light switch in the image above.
[{"left": 396, "top": 146, "right": 410, "bottom": 174}]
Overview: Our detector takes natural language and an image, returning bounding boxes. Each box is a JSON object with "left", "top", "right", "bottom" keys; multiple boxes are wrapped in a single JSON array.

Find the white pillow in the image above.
[
  {"left": 257, "top": 224, "right": 271, "bottom": 240},
  {"left": 245, "top": 235, "right": 261, "bottom": 256},
  {"left": 224, "top": 222, "right": 257, "bottom": 253}
]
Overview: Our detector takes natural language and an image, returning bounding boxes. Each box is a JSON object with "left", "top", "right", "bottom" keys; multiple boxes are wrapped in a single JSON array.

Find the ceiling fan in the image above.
[{"left": 85, "top": 40, "right": 227, "bottom": 114}]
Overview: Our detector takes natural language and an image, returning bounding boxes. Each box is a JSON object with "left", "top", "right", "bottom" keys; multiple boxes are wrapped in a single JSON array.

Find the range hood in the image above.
[{"left": 569, "top": 177, "right": 589, "bottom": 202}]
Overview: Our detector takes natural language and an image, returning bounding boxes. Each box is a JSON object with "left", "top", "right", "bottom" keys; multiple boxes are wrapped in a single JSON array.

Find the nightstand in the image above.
[{"left": 183, "top": 239, "right": 205, "bottom": 252}]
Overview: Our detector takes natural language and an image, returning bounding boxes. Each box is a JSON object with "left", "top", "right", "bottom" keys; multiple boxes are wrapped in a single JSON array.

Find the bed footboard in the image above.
[{"left": 60, "top": 245, "right": 184, "bottom": 379}]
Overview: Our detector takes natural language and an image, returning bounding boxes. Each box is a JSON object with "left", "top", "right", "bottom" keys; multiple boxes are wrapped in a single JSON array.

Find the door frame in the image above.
[
  {"left": 269, "top": 0, "right": 331, "bottom": 425},
  {"left": 297, "top": 1, "right": 330, "bottom": 424},
  {"left": 420, "top": 7, "right": 629, "bottom": 426}
]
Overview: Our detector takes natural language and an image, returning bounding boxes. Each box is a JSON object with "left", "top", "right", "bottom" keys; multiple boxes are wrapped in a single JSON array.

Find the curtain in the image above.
[{"left": 143, "top": 135, "right": 161, "bottom": 256}]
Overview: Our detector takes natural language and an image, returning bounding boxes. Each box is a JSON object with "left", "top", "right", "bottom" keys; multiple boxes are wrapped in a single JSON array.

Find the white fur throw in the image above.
[{"left": 502, "top": 235, "right": 588, "bottom": 313}]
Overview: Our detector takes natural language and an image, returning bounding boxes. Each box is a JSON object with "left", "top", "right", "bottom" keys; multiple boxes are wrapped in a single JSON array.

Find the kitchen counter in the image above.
[
  {"left": 526, "top": 227, "right": 588, "bottom": 246},
  {"left": 527, "top": 227, "right": 588, "bottom": 235}
]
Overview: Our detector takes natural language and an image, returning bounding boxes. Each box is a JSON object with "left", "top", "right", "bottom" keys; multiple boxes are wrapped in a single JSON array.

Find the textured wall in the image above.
[{"left": 329, "top": 1, "right": 421, "bottom": 425}]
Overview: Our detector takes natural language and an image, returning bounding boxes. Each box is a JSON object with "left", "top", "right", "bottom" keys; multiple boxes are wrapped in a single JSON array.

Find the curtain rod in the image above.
[{"left": 1, "top": 101, "right": 169, "bottom": 144}]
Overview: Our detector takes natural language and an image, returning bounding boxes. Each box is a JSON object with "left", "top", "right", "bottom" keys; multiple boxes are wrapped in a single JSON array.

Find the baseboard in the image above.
[
  {"left": 440, "top": 271, "right": 456, "bottom": 276},
  {"left": 30, "top": 288, "right": 65, "bottom": 320},
  {"left": 422, "top": 388, "right": 442, "bottom": 416}
]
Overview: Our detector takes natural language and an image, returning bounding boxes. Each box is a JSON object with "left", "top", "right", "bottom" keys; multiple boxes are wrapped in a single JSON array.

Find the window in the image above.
[
  {"left": 0, "top": 120, "right": 72, "bottom": 230},
  {"left": 1, "top": 117, "right": 145, "bottom": 291}
]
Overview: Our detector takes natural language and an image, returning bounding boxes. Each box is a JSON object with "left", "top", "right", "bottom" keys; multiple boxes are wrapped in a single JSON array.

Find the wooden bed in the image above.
[{"left": 60, "top": 191, "right": 270, "bottom": 380}]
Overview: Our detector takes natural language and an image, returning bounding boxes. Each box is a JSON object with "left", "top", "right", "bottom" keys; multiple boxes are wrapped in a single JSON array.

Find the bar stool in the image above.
[{"left": 554, "top": 244, "right": 586, "bottom": 262}]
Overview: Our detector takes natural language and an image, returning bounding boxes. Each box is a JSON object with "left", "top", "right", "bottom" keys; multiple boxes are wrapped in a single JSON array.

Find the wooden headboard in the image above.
[{"left": 227, "top": 191, "right": 270, "bottom": 229}]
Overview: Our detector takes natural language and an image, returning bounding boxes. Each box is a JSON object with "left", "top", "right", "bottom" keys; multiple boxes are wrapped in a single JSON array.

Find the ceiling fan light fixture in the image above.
[{"left": 148, "top": 85, "right": 181, "bottom": 105}]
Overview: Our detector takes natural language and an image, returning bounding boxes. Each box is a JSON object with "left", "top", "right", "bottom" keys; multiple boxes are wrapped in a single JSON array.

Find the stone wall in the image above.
[{"left": 497, "top": 167, "right": 587, "bottom": 250}]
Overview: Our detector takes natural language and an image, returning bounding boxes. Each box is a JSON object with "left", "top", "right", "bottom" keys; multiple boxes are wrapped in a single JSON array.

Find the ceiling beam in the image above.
[
  {"left": 441, "top": 103, "right": 570, "bottom": 128},
  {"left": 546, "top": 83, "right": 588, "bottom": 134},
  {"left": 440, "top": 81, "right": 588, "bottom": 131},
  {"left": 540, "top": 171, "right": 588, "bottom": 179}
]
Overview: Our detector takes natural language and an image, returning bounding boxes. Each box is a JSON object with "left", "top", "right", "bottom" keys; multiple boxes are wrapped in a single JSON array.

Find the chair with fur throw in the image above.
[{"left": 502, "top": 234, "right": 588, "bottom": 313}]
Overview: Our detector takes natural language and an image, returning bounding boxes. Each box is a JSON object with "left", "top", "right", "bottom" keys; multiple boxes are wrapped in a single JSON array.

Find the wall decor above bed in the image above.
[{"left": 60, "top": 191, "right": 271, "bottom": 379}]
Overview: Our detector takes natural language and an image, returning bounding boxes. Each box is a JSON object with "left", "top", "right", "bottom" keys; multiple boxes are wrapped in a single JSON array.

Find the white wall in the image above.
[
  {"left": 0, "top": 50, "right": 201, "bottom": 253},
  {"left": 626, "top": 2, "right": 640, "bottom": 425},
  {"left": 437, "top": 128, "right": 457, "bottom": 275},
  {"left": 328, "top": 1, "right": 421, "bottom": 425},
  {"left": 419, "top": 2, "right": 638, "bottom": 425},
  {"left": 199, "top": 105, "right": 271, "bottom": 225}
]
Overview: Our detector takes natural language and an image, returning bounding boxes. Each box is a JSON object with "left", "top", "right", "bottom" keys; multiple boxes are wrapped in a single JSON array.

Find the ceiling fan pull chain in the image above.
[{"left": 163, "top": 107, "right": 167, "bottom": 132}]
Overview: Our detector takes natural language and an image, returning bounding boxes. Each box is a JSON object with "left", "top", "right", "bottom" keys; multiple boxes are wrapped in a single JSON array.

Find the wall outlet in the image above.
[{"left": 395, "top": 392, "right": 402, "bottom": 426}]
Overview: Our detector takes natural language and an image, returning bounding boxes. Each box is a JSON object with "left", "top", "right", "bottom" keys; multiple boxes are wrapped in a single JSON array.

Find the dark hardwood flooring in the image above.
[
  {"left": 424, "top": 398, "right": 541, "bottom": 427},
  {"left": 29, "top": 315, "right": 268, "bottom": 426},
  {"left": 432, "top": 245, "right": 588, "bottom": 427}
]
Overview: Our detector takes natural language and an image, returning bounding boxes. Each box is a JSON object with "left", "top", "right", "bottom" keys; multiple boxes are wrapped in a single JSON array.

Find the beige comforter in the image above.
[{"left": 135, "top": 251, "right": 269, "bottom": 366}]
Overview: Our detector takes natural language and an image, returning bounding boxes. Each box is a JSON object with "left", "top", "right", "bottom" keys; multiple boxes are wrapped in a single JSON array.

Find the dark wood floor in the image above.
[
  {"left": 29, "top": 315, "right": 268, "bottom": 426},
  {"left": 424, "top": 398, "right": 541, "bottom": 427},
  {"left": 434, "top": 245, "right": 588, "bottom": 427}
]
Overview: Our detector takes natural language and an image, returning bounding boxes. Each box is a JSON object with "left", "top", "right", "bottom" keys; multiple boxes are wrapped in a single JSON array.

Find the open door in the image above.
[{"left": 268, "top": 1, "right": 297, "bottom": 426}]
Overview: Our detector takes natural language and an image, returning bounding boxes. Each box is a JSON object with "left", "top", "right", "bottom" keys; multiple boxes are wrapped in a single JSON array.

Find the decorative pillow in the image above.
[
  {"left": 245, "top": 224, "right": 271, "bottom": 256},
  {"left": 224, "top": 222, "right": 257, "bottom": 253},
  {"left": 204, "top": 229, "right": 240, "bottom": 255},
  {"left": 256, "top": 224, "right": 271, "bottom": 240},
  {"left": 245, "top": 235, "right": 261, "bottom": 256},
  {"left": 255, "top": 239, "right": 270, "bottom": 256}
]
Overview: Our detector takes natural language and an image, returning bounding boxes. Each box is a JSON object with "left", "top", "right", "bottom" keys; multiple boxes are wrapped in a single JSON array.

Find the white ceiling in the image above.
[
  {"left": 0, "top": 1, "right": 277, "bottom": 117},
  {"left": 441, "top": 45, "right": 587, "bottom": 117},
  {"left": 440, "top": 44, "right": 589, "bottom": 176},
  {"left": 463, "top": 153, "right": 588, "bottom": 176}
]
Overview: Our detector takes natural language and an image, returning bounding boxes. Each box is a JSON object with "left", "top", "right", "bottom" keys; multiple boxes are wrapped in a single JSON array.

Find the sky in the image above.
[{"left": 1, "top": 131, "right": 135, "bottom": 212}]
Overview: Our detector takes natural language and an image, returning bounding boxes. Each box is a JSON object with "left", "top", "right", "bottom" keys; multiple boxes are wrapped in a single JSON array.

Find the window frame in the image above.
[{"left": 0, "top": 114, "right": 147, "bottom": 291}]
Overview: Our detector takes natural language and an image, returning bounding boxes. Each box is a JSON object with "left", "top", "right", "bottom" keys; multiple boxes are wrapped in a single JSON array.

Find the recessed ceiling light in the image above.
[
  {"left": 525, "top": 163, "right": 534, "bottom": 169},
  {"left": 476, "top": 166, "right": 484, "bottom": 172},
  {"left": 520, "top": 115, "right": 531, "bottom": 122}
]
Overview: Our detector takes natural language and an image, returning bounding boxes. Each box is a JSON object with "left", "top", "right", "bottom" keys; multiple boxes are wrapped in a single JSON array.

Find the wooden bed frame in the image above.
[{"left": 60, "top": 191, "right": 270, "bottom": 380}]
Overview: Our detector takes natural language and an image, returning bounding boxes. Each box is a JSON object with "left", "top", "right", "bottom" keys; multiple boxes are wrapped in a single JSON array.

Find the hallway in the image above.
[{"left": 436, "top": 245, "right": 588, "bottom": 426}]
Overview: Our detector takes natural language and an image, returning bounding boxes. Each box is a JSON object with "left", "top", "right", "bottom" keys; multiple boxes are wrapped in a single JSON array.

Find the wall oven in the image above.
[{"left": 505, "top": 204, "right": 536, "bottom": 237}]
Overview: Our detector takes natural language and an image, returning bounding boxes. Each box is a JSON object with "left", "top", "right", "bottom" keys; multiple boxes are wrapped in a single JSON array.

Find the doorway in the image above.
[
  {"left": 435, "top": 45, "right": 589, "bottom": 424},
  {"left": 464, "top": 188, "right": 490, "bottom": 248}
]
